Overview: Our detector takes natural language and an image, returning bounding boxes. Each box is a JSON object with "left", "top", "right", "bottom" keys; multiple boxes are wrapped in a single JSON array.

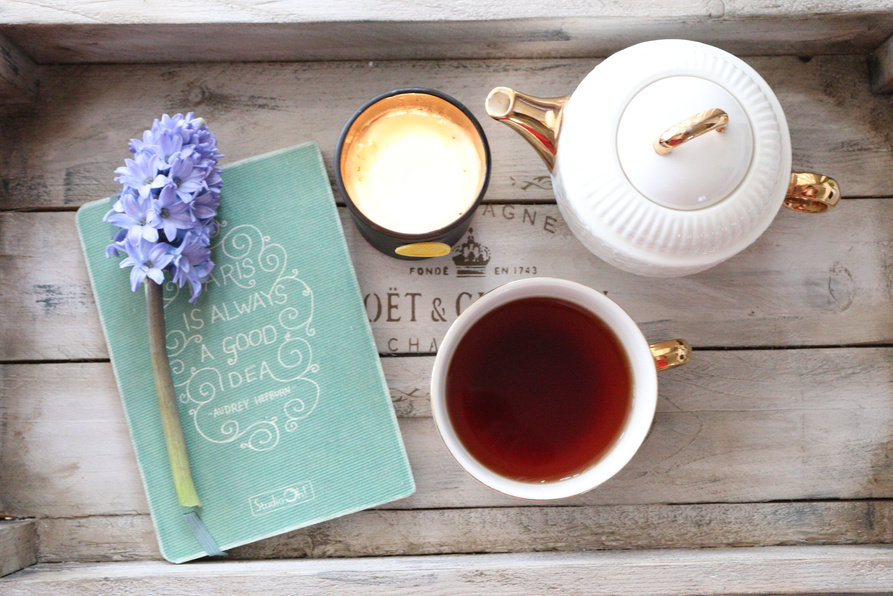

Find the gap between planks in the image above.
[
  {"left": 29, "top": 501, "right": 893, "bottom": 563},
  {"left": 7, "top": 342, "right": 893, "bottom": 368}
]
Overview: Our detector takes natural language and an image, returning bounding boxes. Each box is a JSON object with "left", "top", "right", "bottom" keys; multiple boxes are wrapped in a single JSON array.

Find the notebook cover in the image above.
[{"left": 76, "top": 142, "right": 415, "bottom": 563}]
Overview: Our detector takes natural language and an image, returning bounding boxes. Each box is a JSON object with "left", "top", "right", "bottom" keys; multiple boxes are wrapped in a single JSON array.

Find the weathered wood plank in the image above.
[
  {"left": 0, "top": 32, "right": 38, "bottom": 103},
  {"left": 6, "top": 547, "right": 893, "bottom": 595},
  {"left": 5, "top": 18, "right": 893, "bottom": 65},
  {"left": 2, "top": 0, "right": 891, "bottom": 27},
  {"left": 0, "top": 0, "right": 709, "bottom": 24},
  {"left": 870, "top": 35, "right": 893, "bottom": 93},
  {"left": 0, "top": 520, "right": 37, "bottom": 577},
  {"left": 3, "top": 349, "right": 893, "bottom": 517},
  {"left": 4, "top": 198, "right": 893, "bottom": 361},
  {"left": 1, "top": 2, "right": 892, "bottom": 63},
  {"left": 0, "top": 212, "right": 106, "bottom": 361},
  {"left": 0, "top": 55, "right": 890, "bottom": 211},
  {"left": 36, "top": 501, "right": 893, "bottom": 563}
]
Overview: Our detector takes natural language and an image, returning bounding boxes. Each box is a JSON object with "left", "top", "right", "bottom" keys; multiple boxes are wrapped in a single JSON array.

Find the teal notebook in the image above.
[{"left": 77, "top": 142, "right": 415, "bottom": 563}]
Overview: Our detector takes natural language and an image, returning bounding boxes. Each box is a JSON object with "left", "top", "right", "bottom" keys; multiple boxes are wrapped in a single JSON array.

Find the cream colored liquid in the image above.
[{"left": 344, "top": 111, "right": 484, "bottom": 235}]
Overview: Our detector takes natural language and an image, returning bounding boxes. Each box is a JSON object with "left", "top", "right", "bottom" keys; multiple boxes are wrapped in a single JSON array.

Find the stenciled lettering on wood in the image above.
[{"left": 362, "top": 206, "right": 564, "bottom": 353}]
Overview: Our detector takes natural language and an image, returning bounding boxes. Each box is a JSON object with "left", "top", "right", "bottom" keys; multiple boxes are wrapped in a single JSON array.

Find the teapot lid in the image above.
[
  {"left": 556, "top": 40, "right": 792, "bottom": 265},
  {"left": 616, "top": 76, "right": 753, "bottom": 211}
]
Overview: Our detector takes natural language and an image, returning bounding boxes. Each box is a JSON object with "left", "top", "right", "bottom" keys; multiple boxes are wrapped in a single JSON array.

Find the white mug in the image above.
[{"left": 430, "top": 277, "right": 691, "bottom": 500}]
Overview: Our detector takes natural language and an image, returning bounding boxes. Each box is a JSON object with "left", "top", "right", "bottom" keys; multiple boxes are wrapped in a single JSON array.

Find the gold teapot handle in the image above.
[
  {"left": 654, "top": 109, "right": 729, "bottom": 156},
  {"left": 784, "top": 172, "right": 840, "bottom": 213},
  {"left": 649, "top": 339, "right": 692, "bottom": 371},
  {"left": 653, "top": 108, "right": 841, "bottom": 213}
]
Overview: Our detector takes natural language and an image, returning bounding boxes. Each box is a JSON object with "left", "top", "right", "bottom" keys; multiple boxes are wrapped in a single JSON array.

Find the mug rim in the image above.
[
  {"left": 334, "top": 87, "right": 492, "bottom": 241},
  {"left": 430, "top": 277, "right": 659, "bottom": 500}
]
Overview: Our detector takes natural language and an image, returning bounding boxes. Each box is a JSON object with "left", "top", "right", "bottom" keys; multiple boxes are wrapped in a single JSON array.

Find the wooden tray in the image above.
[{"left": 2, "top": 3, "right": 893, "bottom": 593}]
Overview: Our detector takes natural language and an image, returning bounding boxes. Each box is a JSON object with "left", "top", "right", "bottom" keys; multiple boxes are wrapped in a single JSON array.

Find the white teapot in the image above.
[{"left": 486, "top": 40, "right": 839, "bottom": 277}]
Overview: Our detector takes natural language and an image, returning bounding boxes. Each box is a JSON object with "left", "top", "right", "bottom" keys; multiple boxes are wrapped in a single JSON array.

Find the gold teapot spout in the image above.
[{"left": 486, "top": 87, "right": 569, "bottom": 172}]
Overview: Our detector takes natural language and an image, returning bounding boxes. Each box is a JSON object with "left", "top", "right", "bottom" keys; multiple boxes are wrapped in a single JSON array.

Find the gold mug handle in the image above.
[
  {"left": 784, "top": 172, "right": 840, "bottom": 213},
  {"left": 654, "top": 109, "right": 729, "bottom": 156},
  {"left": 650, "top": 339, "right": 692, "bottom": 371}
]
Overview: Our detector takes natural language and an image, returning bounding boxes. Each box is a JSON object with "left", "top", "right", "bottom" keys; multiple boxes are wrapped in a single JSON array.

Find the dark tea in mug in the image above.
[{"left": 445, "top": 296, "right": 633, "bottom": 483}]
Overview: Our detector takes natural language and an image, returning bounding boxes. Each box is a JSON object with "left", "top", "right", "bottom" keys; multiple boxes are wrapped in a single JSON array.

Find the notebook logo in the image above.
[{"left": 249, "top": 481, "right": 315, "bottom": 516}]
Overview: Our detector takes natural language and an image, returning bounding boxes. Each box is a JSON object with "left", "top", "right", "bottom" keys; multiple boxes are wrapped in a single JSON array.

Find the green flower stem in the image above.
[{"left": 145, "top": 280, "right": 202, "bottom": 508}]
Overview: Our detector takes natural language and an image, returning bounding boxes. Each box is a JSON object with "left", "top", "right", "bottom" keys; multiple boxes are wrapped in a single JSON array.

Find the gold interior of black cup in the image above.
[{"left": 340, "top": 92, "right": 488, "bottom": 236}]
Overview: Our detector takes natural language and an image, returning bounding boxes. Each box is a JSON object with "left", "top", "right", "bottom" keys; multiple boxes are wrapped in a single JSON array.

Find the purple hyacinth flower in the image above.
[
  {"left": 190, "top": 190, "right": 219, "bottom": 221},
  {"left": 154, "top": 113, "right": 188, "bottom": 138},
  {"left": 104, "top": 191, "right": 158, "bottom": 243},
  {"left": 167, "top": 154, "right": 208, "bottom": 203},
  {"left": 114, "top": 152, "right": 165, "bottom": 199},
  {"left": 170, "top": 232, "right": 214, "bottom": 303},
  {"left": 107, "top": 113, "right": 222, "bottom": 302},
  {"left": 193, "top": 220, "right": 218, "bottom": 244},
  {"left": 204, "top": 167, "right": 223, "bottom": 197},
  {"left": 149, "top": 184, "right": 194, "bottom": 241},
  {"left": 118, "top": 237, "right": 174, "bottom": 292},
  {"left": 106, "top": 240, "right": 125, "bottom": 258},
  {"left": 103, "top": 113, "right": 225, "bottom": 521},
  {"left": 128, "top": 129, "right": 153, "bottom": 155},
  {"left": 109, "top": 193, "right": 126, "bottom": 213},
  {"left": 154, "top": 131, "right": 188, "bottom": 171}
]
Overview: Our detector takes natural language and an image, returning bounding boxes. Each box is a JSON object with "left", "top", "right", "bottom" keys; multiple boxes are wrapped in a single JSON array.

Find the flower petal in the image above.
[
  {"left": 142, "top": 225, "right": 159, "bottom": 243},
  {"left": 129, "top": 266, "right": 146, "bottom": 292},
  {"left": 146, "top": 268, "right": 165, "bottom": 285}
]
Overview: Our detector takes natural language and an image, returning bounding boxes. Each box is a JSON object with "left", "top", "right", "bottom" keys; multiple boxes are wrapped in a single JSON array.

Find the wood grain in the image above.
[
  {"left": 35, "top": 501, "right": 893, "bottom": 563},
  {"left": 2, "top": 0, "right": 891, "bottom": 26},
  {"left": 4, "top": 198, "right": 893, "bottom": 361},
  {"left": 6, "top": 547, "right": 893, "bottom": 595},
  {"left": 870, "top": 34, "right": 893, "bottom": 93},
  {"left": 0, "top": 520, "right": 36, "bottom": 577},
  {"left": 0, "top": 55, "right": 891, "bottom": 211},
  {"left": 0, "top": 0, "right": 711, "bottom": 24},
  {"left": 3, "top": 349, "right": 893, "bottom": 518},
  {"left": 1, "top": 2, "right": 892, "bottom": 63},
  {"left": 0, "top": 32, "right": 37, "bottom": 104}
]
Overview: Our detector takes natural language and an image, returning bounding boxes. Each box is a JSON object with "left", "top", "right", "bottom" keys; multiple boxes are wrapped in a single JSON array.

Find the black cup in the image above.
[{"left": 335, "top": 88, "right": 491, "bottom": 260}]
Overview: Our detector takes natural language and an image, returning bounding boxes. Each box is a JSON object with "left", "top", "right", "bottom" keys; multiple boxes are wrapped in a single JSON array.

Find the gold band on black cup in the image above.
[{"left": 335, "top": 88, "right": 491, "bottom": 260}]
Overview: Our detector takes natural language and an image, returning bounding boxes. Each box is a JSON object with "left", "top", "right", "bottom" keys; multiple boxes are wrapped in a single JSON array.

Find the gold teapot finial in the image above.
[{"left": 486, "top": 87, "right": 569, "bottom": 172}]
